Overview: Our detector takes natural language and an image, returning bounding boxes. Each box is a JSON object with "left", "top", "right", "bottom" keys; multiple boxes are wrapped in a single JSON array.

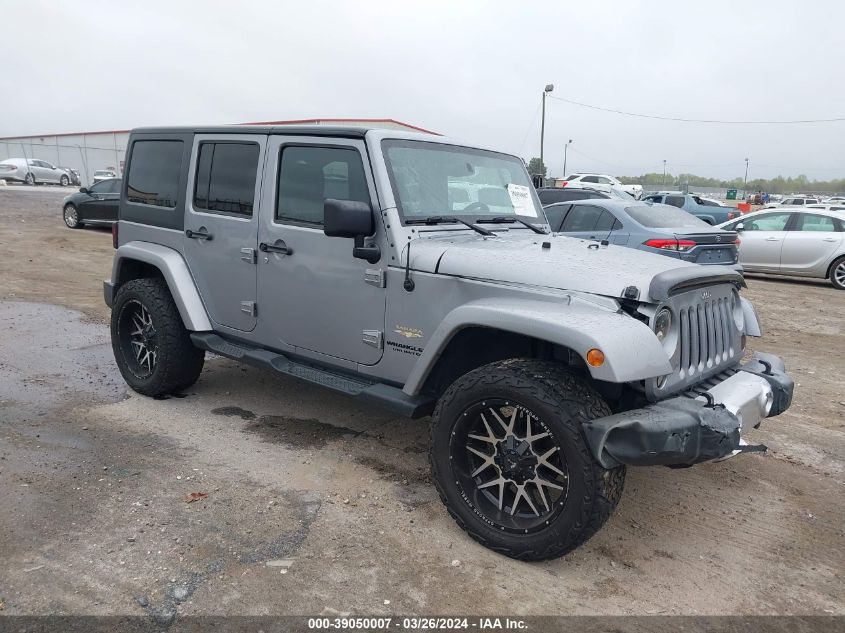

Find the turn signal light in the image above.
[
  {"left": 586, "top": 348, "right": 605, "bottom": 367},
  {"left": 644, "top": 238, "right": 696, "bottom": 252}
]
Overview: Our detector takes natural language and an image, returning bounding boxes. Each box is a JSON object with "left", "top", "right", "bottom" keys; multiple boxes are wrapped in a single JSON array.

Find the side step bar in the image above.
[{"left": 190, "top": 333, "right": 434, "bottom": 419}]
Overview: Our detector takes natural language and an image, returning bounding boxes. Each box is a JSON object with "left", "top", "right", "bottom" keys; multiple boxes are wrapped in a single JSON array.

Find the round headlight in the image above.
[{"left": 654, "top": 308, "right": 672, "bottom": 342}]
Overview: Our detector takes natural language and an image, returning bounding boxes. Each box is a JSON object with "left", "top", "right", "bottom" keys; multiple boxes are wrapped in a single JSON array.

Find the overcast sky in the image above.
[{"left": 2, "top": 0, "right": 843, "bottom": 180}]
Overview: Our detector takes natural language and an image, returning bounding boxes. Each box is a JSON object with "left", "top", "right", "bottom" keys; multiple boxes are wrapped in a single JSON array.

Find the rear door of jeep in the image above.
[{"left": 182, "top": 133, "right": 267, "bottom": 333}]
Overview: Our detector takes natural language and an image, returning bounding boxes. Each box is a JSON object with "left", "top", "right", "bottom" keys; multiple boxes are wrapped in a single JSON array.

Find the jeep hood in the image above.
[{"left": 408, "top": 231, "right": 742, "bottom": 302}]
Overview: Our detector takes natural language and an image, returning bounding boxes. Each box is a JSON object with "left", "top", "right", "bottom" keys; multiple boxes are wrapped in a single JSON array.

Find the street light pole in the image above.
[
  {"left": 563, "top": 139, "right": 573, "bottom": 177},
  {"left": 744, "top": 158, "right": 749, "bottom": 198},
  {"left": 662, "top": 160, "right": 667, "bottom": 188},
  {"left": 540, "top": 84, "right": 554, "bottom": 170}
]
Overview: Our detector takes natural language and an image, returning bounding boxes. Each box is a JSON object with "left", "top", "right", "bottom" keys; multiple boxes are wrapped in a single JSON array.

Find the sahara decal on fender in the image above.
[{"left": 394, "top": 325, "right": 423, "bottom": 339}]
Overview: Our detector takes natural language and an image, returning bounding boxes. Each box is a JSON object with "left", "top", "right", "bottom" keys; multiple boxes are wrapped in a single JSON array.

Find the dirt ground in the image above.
[{"left": 0, "top": 186, "right": 843, "bottom": 619}]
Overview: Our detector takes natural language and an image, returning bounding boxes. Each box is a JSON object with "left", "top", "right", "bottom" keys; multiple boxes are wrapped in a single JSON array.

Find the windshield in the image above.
[
  {"left": 607, "top": 186, "right": 635, "bottom": 200},
  {"left": 382, "top": 139, "right": 545, "bottom": 222},
  {"left": 625, "top": 203, "right": 713, "bottom": 229}
]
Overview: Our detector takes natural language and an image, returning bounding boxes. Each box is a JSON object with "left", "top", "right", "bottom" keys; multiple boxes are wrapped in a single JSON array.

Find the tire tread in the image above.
[
  {"left": 429, "top": 358, "right": 625, "bottom": 561},
  {"left": 111, "top": 278, "right": 204, "bottom": 396}
]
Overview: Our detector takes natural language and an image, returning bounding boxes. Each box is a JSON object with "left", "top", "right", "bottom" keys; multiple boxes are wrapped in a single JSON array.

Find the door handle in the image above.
[
  {"left": 185, "top": 228, "right": 213, "bottom": 241},
  {"left": 822, "top": 238, "right": 837, "bottom": 242},
  {"left": 259, "top": 241, "right": 293, "bottom": 256},
  {"left": 765, "top": 237, "right": 781, "bottom": 241}
]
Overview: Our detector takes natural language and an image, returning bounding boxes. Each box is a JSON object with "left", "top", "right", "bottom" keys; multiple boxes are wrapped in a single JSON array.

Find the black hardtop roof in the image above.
[{"left": 130, "top": 125, "right": 369, "bottom": 138}]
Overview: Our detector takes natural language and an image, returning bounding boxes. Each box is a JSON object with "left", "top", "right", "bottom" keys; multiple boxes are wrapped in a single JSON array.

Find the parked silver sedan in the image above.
[
  {"left": 719, "top": 208, "right": 845, "bottom": 290},
  {"left": 0, "top": 158, "right": 71, "bottom": 185}
]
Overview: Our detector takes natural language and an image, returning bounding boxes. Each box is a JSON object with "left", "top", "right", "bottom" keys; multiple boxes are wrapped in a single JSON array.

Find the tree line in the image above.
[
  {"left": 525, "top": 157, "right": 843, "bottom": 194},
  {"left": 616, "top": 172, "right": 843, "bottom": 194}
]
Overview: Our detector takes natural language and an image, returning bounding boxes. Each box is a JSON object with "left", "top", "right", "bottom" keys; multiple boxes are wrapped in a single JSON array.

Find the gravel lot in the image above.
[{"left": 0, "top": 186, "right": 843, "bottom": 618}]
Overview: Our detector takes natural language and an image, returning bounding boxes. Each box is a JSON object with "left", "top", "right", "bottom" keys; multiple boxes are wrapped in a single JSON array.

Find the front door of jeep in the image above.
[
  {"left": 255, "top": 136, "right": 386, "bottom": 366},
  {"left": 183, "top": 134, "right": 264, "bottom": 333}
]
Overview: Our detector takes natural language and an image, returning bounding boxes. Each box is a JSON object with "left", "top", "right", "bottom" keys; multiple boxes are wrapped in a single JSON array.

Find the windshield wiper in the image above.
[
  {"left": 405, "top": 216, "right": 495, "bottom": 237},
  {"left": 476, "top": 216, "right": 548, "bottom": 234}
]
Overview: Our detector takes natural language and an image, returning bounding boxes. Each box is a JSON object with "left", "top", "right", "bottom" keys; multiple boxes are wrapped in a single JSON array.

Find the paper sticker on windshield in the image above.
[{"left": 507, "top": 184, "right": 536, "bottom": 217}]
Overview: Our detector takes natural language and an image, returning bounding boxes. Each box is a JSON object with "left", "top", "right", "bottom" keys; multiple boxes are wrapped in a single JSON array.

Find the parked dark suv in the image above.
[{"left": 537, "top": 186, "right": 610, "bottom": 206}]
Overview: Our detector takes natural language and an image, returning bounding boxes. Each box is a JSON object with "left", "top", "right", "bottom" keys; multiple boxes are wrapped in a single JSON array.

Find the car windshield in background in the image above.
[
  {"left": 382, "top": 139, "right": 544, "bottom": 222},
  {"left": 608, "top": 186, "right": 635, "bottom": 200},
  {"left": 626, "top": 203, "right": 712, "bottom": 229}
]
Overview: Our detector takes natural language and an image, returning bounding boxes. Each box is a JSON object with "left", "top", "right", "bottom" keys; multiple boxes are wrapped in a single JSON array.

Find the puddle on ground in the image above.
[
  {"left": 211, "top": 406, "right": 256, "bottom": 420},
  {"left": 354, "top": 455, "right": 431, "bottom": 485},
  {"left": 242, "top": 414, "right": 361, "bottom": 448},
  {"left": 0, "top": 301, "right": 126, "bottom": 408}
]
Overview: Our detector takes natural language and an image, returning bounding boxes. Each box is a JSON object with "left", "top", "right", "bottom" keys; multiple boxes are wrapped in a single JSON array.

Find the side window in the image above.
[
  {"left": 561, "top": 204, "right": 603, "bottom": 232},
  {"left": 276, "top": 145, "right": 369, "bottom": 226},
  {"left": 581, "top": 176, "right": 599, "bottom": 184},
  {"left": 127, "top": 140, "right": 183, "bottom": 208},
  {"left": 543, "top": 204, "right": 571, "bottom": 232},
  {"left": 88, "top": 180, "right": 110, "bottom": 194},
  {"left": 665, "top": 195, "right": 686, "bottom": 208},
  {"left": 744, "top": 213, "right": 791, "bottom": 231},
  {"left": 593, "top": 209, "right": 618, "bottom": 232},
  {"left": 794, "top": 214, "right": 836, "bottom": 232},
  {"left": 644, "top": 195, "right": 662, "bottom": 203},
  {"left": 193, "top": 142, "right": 259, "bottom": 216},
  {"left": 596, "top": 176, "right": 613, "bottom": 184},
  {"left": 106, "top": 179, "right": 121, "bottom": 194}
]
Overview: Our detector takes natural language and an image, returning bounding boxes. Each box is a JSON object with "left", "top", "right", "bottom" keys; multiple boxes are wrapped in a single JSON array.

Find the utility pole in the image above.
[
  {"left": 563, "top": 139, "right": 573, "bottom": 177},
  {"left": 662, "top": 160, "right": 667, "bottom": 188},
  {"left": 540, "top": 84, "right": 554, "bottom": 170},
  {"left": 744, "top": 158, "right": 749, "bottom": 198}
]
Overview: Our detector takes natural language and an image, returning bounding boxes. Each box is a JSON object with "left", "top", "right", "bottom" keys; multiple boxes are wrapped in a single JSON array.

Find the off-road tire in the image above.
[
  {"left": 430, "top": 358, "right": 625, "bottom": 561},
  {"left": 829, "top": 256, "right": 845, "bottom": 291},
  {"left": 111, "top": 278, "right": 205, "bottom": 396}
]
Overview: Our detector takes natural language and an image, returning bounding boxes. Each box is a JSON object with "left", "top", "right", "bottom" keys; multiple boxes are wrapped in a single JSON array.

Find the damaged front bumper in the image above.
[{"left": 582, "top": 352, "right": 794, "bottom": 468}]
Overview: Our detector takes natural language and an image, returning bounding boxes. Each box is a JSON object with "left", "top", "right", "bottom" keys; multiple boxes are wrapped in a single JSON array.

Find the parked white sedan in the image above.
[
  {"left": 719, "top": 208, "right": 845, "bottom": 290},
  {"left": 561, "top": 173, "right": 642, "bottom": 199}
]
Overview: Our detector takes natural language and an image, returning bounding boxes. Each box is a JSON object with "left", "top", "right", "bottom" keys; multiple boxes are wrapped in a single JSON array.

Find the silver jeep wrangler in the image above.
[{"left": 105, "top": 125, "right": 794, "bottom": 560}]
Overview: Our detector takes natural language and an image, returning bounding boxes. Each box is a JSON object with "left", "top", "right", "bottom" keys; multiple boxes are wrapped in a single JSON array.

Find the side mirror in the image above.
[
  {"left": 735, "top": 222, "right": 745, "bottom": 232},
  {"left": 79, "top": 187, "right": 88, "bottom": 194},
  {"left": 324, "top": 199, "right": 373, "bottom": 237},
  {"left": 323, "top": 199, "right": 380, "bottom": 263}
]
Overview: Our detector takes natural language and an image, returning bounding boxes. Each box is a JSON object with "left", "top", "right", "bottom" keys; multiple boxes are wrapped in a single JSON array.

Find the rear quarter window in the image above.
[
  {"left": 121, "top": 134, "right": 190, "bottom": 230},
  {"left": 127, "top": 140, "right": 183, "bottom": 208}
]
